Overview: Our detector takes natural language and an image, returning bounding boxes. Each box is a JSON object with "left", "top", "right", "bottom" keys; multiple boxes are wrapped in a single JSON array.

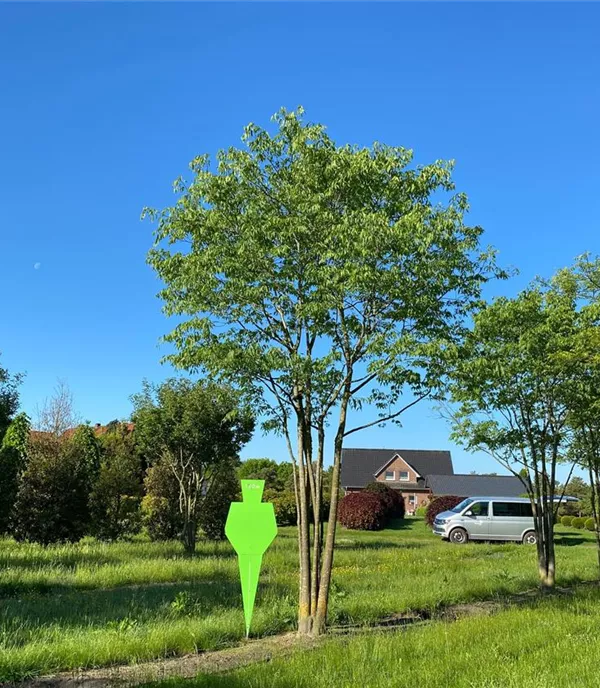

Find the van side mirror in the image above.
[{"left": 464, "top": 510, "right": 474, "bottom": 517}]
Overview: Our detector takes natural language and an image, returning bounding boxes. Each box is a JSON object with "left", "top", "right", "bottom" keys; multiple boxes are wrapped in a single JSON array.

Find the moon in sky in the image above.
[{"left": 34, "top": 262, "right": 41, "bottom": 270}]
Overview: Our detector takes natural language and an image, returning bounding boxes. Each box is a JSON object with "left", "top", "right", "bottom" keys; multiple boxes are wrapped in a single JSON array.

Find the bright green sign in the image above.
[{"left": 225, "top": 479, "right": 278, "bottom": 637}]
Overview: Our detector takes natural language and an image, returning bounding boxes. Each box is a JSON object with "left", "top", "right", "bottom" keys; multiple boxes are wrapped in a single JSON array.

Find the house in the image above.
[
  {"left": 340, "top": 447, "right": 526, "bottom": 513},
  {"left": 340, "top": 448, "right": 454, "bottom": 513}
]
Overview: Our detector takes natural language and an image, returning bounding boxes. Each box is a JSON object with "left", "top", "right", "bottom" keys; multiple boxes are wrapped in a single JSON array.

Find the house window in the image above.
[
  {"left": 408, "top": 495, "right": 416, "bottom": 504},
  {"left": 385, "top": 470, "right": 395, "bottom": 481},
  {"left": 399, "top": 471, "right": 409, "bottom": 481}
]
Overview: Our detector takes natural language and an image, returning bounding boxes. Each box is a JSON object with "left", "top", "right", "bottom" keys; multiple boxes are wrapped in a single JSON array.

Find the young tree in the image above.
[
  {"left": 132, "top": 379, "right": 254, "bottom": 553},
  {"left": 34, "top": 379, "right": 80, "bottom": 436},
  {"left": 445, "top": 274, "right": 581, "bottom": 588},
  {"left": 145, "top": 107, "right": 502, "bottom": 633}
]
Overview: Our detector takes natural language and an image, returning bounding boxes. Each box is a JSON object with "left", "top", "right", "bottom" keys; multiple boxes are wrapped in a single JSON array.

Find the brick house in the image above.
[
  {"left": 340, "top": 448, "right": 454, "bottom": 513},
  {"left": 340, "top": 447, "right": 525, "bottom": 514}
]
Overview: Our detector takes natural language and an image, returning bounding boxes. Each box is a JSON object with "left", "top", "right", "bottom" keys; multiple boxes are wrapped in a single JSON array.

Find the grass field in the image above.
[
  {"left": 0, "top": 518, "right": 598, "bottom": 681},
  {"left": 150, "top": 586, "right": 600, "bottom": 688}
]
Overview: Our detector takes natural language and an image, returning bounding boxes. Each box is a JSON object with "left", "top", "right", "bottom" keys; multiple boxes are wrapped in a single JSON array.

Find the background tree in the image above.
[
  {"left": 0, "top": 412, "right": 30, "bottom": 533},
  {"left": 198, "top": 459, "right": 241, "bottom": 540},
  {"left": 12, "top": 428, "right": 98, "bottom": 544},
  {"left": 142, "top": 457, "right": 184, "bottom": 541},
  {"left": 445, "top": 273, "right": 580, "bottom": 588},
  {"left": 145, "top": 107, "right": 502, "bottom": 633},
  {"left": 90, "top": 422, "right": 143, "bottom": 541},
  {"left": 34, "top": 379, "right": 80, "bottom": 436},
  {"left": 132, "top": 378, "right": 254, "bottom": 553}
]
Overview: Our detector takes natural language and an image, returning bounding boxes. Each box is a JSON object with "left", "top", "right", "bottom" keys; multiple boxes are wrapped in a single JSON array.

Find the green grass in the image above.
[
  {"left": 151, "top": 586, "right": 600, "bottom": 688},
  {"left": 0, "top": 519, "right": 598, "bottom": 681}
]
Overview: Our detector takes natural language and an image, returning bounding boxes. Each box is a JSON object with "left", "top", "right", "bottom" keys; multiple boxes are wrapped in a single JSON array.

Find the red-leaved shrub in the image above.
[
  {"left": 425, "top": 495, "right": 464, "bottom": 528},
  {"left": 338, "top": 492, "right": 388, "bottom": 530},
  {"left": 364, "top": 482, "right": 405, "bottom": 519}
]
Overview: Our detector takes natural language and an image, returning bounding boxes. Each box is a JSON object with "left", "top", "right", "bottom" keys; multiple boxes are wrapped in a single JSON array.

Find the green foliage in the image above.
[
  {"left": 238, "top": 458, "right": 293, "bottom": 492},
  {"left": 572, "top": 517, "right": 586, "bottom": 530},
  {"left": 133, "top": 378, "right": 254, "bottom": 552},
  {"left": 142, "top": 457, "right": 184, "bottom": 541},
  {"left": 415, "top": 506, "right": 427, "bottom": 518},
  {"left": 585, "top": 518, "right": 596, "bottom": 532},
  {"left": 0, "top": 356, "right": 21, "bottom": 442},
  {"left": 89, "top": 423, "right": 143, "bottom": 541},
  {"left": 11, "top": 434, "right": 92, "bottom": 544},
  {"left": 198, "top": 460, "right": 240, "bottom": 540},
  {"left": 561, "top": 515, "right": 573, "bottom": 527},
  {"left": 0, "top": 412, "right": 31, "bottom": 533},
  {"left": 558, "top": 477, "right": 592, "bottom": 517},
  {"left": 145, "top": 107, "right": 501, "bottom": 435},
  {"left": 425, "top": 496, "right": 464, "bottom": 528},
  {"left": 338, "top": 492, "right": 388, "bottom": 531},
  {"left": 363, "top": 482, "right": 405, "bottom": 519},
  {"left": 264, "top": 488, "right": 297, "bottom": 526}
]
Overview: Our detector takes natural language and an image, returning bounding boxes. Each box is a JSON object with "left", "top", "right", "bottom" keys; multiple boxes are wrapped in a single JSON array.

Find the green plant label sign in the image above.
[{"left": 225, "top": 479, "right": 278, "bottom": 637}]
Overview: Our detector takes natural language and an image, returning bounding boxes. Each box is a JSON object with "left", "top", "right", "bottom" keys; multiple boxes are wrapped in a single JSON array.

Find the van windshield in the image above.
[{"left": 450, "top": 498, "right": 474, "bottom": 513}]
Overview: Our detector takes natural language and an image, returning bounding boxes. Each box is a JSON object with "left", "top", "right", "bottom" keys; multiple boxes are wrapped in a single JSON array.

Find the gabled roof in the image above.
[
  {"left": 341, "top": 448, "right": 453, "bottom": 488},
  {"left": 373, "top": 453, "right": 422, "bottom": 479},
  {"left": 425, "top": 473, "right": 527, "bottom": 498}
]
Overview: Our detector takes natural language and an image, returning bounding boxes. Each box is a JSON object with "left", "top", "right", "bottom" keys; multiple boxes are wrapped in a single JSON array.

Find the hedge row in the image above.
[
  {"left": 337, "top": 483, "right": 405, "bottom": 531},
  {"left": 562, "top": 515, "right": 597, "bottom": 531}
]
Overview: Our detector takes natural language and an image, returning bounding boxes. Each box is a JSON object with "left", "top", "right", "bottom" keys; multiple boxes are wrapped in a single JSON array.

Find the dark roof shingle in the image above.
[
  {"left": 425, "top": 473, "right": 527, "bottom": 497},
  {"left": 341, "top": 448, "right": 454, "bottom": 488}
]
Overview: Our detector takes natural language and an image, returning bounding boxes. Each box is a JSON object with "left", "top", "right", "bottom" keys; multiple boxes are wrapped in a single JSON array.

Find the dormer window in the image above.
[
  {"left": 385, "top": 470, "right": 395, "bottom": 481},
  {"left": 399, "top": 471, "right": 409, "bottom": 481}
]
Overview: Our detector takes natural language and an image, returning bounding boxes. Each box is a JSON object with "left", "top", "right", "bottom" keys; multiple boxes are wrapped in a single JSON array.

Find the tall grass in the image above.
[{"left": 0, "top": 519, "right": 597, "bottom": 680}]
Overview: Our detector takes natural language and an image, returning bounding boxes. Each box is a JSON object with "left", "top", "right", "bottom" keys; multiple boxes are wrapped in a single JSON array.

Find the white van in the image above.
[{"left": 432, "top": 496, "right": 537, "bottom": 545}]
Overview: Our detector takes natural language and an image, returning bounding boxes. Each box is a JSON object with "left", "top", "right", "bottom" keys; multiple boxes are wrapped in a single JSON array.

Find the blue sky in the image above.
[{"left": 1, "top": 3, "right": 598, "bottom": 475}]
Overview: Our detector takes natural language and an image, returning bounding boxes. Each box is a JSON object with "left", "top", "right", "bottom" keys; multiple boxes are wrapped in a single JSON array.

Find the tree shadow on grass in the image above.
[
  {"left": 554, "top": 533, "right": 588, "bottom": 547},
  {"left": 0, "top": 579, "right": 294, "bottom": 633}
]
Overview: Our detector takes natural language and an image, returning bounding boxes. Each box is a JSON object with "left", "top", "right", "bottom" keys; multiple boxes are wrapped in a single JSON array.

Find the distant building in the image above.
[{"left": 340, "top": 447, "right": 526, "bottom": 513}]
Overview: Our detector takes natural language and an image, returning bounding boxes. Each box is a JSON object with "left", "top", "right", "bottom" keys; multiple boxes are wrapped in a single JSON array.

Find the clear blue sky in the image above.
[{"left": 1, "top": 3, "right": 598, "bottom": 475}]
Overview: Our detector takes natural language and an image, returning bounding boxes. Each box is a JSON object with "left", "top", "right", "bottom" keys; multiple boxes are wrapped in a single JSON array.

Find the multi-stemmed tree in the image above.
[
  {"left": 145, "top": 107, "right": 503, "bottom": 634},
  {"left": 445, "top": 271, "right": 583, "bottom": 588}
]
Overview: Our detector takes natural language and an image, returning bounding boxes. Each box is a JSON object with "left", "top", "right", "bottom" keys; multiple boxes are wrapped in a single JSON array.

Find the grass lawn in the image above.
[
  {"left": 150, "top": 586, "right": 600, "bottom": 688},
  {"left": 0, "top": 518, "right": 598, "bottom": 681}
]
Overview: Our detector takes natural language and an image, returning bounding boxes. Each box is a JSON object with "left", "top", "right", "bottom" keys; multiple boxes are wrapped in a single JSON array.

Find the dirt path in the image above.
[{"left": 14, "top": 581, "right": 599, "bottom": 688}]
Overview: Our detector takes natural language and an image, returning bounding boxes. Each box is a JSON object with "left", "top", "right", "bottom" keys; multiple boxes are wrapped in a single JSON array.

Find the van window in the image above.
[
  {"left": 492, "top": 502, "right": 533, "bottom": 517},
  {"left": 468, "top": 502, "right": 488, "bottom": 517}
]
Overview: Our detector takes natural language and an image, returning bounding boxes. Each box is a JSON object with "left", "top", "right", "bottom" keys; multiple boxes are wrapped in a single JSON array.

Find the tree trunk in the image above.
[
  {"left": 312, "top": 393, "right": 349, "bottom": 636},
  {"left": 182, "top": 517, "right": 197, "bottom": 554},
  {"left": 295, "top": 408, "right": 313, "bottom": 635}
]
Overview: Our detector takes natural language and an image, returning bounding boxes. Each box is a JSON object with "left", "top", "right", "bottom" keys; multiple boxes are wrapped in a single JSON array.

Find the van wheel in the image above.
[
  {"left": 523, "top": 530, "right": 537, "bottom": 545},
  {"left": 449, "top": 528, "right": 468, "bottom": 544}
]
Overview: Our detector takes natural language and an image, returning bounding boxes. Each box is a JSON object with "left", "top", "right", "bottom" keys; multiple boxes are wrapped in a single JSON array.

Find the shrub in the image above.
[
  {"left": 585, "top": 518, "right": 596, "bottom": 532},
  {"left": 364, "top": 482, "right": 405, "bottom": 519},
  {"left": 415, "top": 506, "right": 427, "bottom": 518},
  {"left": 11, "top": 433, "right": 93, "bottom": 545},
  {"left": 90, "top": 424, "right": 143, "bottom": 541},
  {"left": 561, "top": 515, "right": 573, "bottom": 527},
  {"left": 572, "top": 517, "right": 586, "bottom": 529},
  {"left": 198, "top": 462, "right": 240, "bottom": 540},
  {"left": 425, "top": 495, "right": 464, "bottom": 528},
  {"left": 264, "top": 488, "right": 297, "bottom": 526},
  {"left": 338, "top": 492, "right": 388, "bottom": 531}
]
